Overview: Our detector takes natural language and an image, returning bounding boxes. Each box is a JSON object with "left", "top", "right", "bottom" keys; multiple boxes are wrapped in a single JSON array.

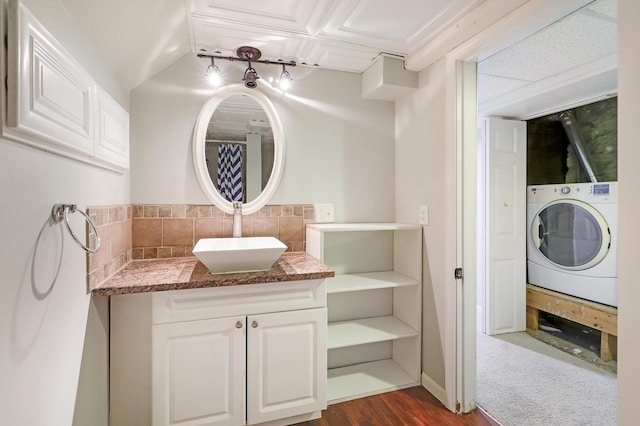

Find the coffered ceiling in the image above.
[
  {"left": 186, "top": 0, "right": 483, "bottom": 72},
  {"left": 58, "top": 0, "right": 485, "bottom": 91}
]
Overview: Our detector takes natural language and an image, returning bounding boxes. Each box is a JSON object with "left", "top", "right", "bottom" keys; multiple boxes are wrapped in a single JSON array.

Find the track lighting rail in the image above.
[
  {"left": 199, "top": 46, "right": 296, "bottom": 89},
  {"left": 196, "top": 53, "right": 296, "bottom": 68}
]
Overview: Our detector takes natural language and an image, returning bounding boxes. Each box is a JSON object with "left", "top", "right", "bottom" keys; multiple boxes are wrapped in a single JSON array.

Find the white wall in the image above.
[
  {"left": 0, "top": 1, "right": 128, "bottom": 424},
  {"left": 395, "top": 59, "right": 448, "bottom": 388},
  {"left": 130, "top": 55, "right": 396, "bottom": 222},
  {"left": 617, "top": 0, "right": 639, "bottom": 424}
]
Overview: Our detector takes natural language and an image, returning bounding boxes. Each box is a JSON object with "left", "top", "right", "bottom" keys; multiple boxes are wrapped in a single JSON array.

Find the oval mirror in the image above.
[{"left": 193, "top": 85, "right": 285, "bottom": 215}]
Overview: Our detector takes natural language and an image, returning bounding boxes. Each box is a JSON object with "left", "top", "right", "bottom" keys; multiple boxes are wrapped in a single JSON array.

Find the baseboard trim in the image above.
[{"left": 421, "top": 372, "right": 448, "bottom": 409}]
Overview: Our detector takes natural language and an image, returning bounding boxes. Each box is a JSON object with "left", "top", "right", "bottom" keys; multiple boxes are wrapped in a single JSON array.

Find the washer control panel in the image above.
[{"left": 527, "top": 182, "right": 616, "bottom": 203}]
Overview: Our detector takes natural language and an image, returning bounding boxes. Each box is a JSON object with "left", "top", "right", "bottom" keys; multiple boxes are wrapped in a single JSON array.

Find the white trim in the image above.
[
  {"left": 421, "top": 372, "right": 448, "bottom": 407},
  {"left": 460, "top": 60, "right": 478, "bottom": 413},
  {"left": 443, "top": 55, "right": 459, "bottom": 413}
]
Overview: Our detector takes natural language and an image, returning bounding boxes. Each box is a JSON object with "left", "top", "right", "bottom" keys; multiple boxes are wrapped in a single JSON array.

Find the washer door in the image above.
[{"left": 531, "top": 199, "right": 611, "bottom": 270}]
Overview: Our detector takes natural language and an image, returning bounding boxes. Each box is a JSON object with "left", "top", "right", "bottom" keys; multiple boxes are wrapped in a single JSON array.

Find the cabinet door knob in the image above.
[
  {"left": 235, "top": 321, "right": 243, "bottom": 329},
  {"left": 251, "top": 320, "right": 258, "bottom": 328}
]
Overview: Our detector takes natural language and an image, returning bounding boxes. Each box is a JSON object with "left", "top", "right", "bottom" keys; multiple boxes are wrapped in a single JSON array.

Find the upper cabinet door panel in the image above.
[
  {"left": 96, "top": 87, "right": 130, "bottom": 169},
  {"left": 7, "top": 1, "right": 95, "bottom": 156}
]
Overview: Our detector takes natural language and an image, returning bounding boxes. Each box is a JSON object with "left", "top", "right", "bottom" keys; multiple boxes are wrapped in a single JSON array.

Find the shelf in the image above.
[
  {"left": 327, "top": 359, "right": 419, "bottom": 404},
  {"left": 308, "top": 221, "right": 422, "bottom": 404},
  {"left": 327, "top": 271, "right": 418, "bottom": 294},
  {"left": 307, "top": 223, "right": 421, "bottom": 232},
  {"left": 327, "top": 316, "right": 418, "bottom": 350}
]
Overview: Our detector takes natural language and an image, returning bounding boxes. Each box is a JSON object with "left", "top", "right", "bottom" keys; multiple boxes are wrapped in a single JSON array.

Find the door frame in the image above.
[{"left": 442, "top": 0, "right": 596, "bottom": 413}]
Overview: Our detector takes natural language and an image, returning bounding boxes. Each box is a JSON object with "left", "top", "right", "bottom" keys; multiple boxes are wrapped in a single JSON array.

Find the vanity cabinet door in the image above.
[
  {"left": 246, "top": 308, "right": 327, "bottom": 425},
  {"left": 152, "top": 316, "right": 246, "bottom": 426}
]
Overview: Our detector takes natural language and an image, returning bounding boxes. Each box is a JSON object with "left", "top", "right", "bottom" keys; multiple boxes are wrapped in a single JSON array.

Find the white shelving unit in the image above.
[{"left": 306, "top": 223, "right": 422, "bottom": 404}]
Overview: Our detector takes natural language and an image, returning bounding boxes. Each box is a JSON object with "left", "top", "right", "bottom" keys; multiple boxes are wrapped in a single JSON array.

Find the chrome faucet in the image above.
[{"left": 232, "top": 202, "right": 243, "bottom": 237}]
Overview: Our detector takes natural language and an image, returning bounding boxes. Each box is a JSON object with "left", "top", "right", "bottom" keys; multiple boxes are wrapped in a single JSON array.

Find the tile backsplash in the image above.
[
  {"left": 132, "top": 204, "right": 314, "bottom": 259},
  {"left": 87, "top": 204, "right": 315, "bottom": 290},
  {"left": 87, "top": 205, "right": 133, "bottom": 291}
]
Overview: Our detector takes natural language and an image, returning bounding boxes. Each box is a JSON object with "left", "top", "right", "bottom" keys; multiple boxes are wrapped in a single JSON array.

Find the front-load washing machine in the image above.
[{"left": 527, "top": 182, "right": 617, "bottom": 307}]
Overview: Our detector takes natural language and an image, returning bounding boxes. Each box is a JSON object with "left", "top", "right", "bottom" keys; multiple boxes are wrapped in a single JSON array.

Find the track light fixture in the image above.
[
  {"left": 206, "top": 57, "right": 221, "bottom": 86},
  {"left": 279, "top": 64, "right": 291, "bottom": 91},
  {"left": 242, "top": 62, "right": 259, "bottom": 88},
  {"left": 197, "top": 46, "right": 296, "bottom": 90}
]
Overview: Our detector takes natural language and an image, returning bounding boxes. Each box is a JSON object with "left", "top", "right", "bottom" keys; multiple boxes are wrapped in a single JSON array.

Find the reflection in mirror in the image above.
[
  {"left": 204, "top": 94, "right": 275, "bottom": 203},
  {"left": 193, "top": 84, "right": 285, "bottom": 215}
]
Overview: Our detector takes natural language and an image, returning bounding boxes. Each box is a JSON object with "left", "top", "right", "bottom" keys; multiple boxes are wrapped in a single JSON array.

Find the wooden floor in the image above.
[{"left": 295, "top": 387, "right": 500, "bottom": 426}]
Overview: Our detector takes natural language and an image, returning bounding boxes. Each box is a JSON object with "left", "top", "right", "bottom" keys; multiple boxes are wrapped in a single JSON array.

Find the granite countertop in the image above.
[{"left": 92, "top": 252, "right": 335, "bottom": 296}]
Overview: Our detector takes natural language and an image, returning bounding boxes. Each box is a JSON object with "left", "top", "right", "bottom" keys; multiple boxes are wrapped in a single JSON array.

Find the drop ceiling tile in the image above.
[{"left": 478, "top": 11, "right": 616, "bottom": 82}]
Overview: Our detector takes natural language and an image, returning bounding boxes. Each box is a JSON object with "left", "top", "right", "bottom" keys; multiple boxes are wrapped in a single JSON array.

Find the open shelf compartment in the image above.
[
  {"left": 327, "top": 316, "right": 418, "bottom": 349},
  {"left": 327, "top": 359, "right": 419, "bottom": 404}
]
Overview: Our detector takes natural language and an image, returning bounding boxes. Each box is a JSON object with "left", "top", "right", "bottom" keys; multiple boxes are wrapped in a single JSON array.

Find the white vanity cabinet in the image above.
[
  {"left": 111, "top": 280, "right": 327, "bottom": 426},
  {"left": 152, "top": 316, "right": 246, "bottom": 425},
  {"left": 306, "top": 223, "right": 422, "bottom": 404}
]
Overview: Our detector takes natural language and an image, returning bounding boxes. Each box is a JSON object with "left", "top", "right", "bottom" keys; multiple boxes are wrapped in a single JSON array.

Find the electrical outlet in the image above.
[
  {"left": 314, "top": 203, "right": 335, "bottom": 223},
  {"left": 419, "top": 205, "right": 429, "bottom": 225}
]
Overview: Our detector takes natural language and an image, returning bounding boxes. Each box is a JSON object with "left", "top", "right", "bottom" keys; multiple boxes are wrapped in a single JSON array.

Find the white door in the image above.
[
  {"left": 152, "top": 316, "right": 246, "bottom": 426},
  {"left": 246, "top": 308, "right": 327, "bottom": 425},
  {"left": 484, "top": 118, "right": 527, "bottom": 335}
]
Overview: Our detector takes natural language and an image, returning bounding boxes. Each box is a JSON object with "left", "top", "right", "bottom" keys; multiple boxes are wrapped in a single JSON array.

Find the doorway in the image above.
[{"left": 449, "top": 0, "right": 618, "bottom": 416}]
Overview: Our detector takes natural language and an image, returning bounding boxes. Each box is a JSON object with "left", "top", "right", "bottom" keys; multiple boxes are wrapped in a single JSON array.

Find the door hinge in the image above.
[{"left": 454, "top": 267, "right": 463, "bottom": 280}]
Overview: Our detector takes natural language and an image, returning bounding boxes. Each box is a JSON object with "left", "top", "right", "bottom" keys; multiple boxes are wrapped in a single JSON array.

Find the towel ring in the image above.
[{"left": 51, "top": 204, "right": 101, "bottom": 253}]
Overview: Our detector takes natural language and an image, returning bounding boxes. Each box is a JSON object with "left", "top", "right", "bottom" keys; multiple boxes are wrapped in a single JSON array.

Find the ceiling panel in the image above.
[
  {"left": 189, "top": 0, "right": 334, "bottom": 35},
  {"left": 301, "top": 39, "right": 382, "bottom": 72},
  {"left": 192, "top": 18, "right": 306, "bottom": 60},
  {"left": 320, "top": 0, "right": 482, "bottom": 51},
  {"left": 478, "top": 8, "right": 617, "bottom": 82}
]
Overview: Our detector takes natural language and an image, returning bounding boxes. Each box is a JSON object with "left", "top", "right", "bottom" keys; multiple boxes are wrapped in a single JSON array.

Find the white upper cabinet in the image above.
[
  {"left": 2, "top": 0, "right": 129, "bottom": 172},
  {"left": 95, "top": 86, "right": 130, "bottom": 169}
]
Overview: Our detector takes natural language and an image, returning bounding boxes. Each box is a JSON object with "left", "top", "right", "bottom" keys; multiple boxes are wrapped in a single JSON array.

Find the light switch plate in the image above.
[
  {"left": 314, "top": 203, "right": 335, "bottom": 223},
  {"left": 419, "top": 205, "right": 429, "bottom": 225}
]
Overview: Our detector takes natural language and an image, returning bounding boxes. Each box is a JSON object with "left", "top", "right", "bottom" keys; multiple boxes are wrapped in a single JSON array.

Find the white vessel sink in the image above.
[{"left": 193, "top": 237, "right": 287, "bottom": 274}]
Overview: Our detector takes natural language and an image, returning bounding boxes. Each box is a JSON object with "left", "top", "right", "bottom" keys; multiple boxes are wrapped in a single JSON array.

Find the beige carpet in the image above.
[{"left": 476, "top": 331, "right": 617, "bottom": 426}]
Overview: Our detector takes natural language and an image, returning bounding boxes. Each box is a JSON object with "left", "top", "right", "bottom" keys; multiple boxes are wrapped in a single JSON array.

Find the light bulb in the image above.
[
  {"left": 208, "top": 67, "right": 221, "bottom": 86},
  {"left": 206, "top": 57, "right": 222, "bottom": 87},
  {"left": 279, "top": 65, "right": 291, "bottom": 91},
  {"left": 279, "top": 77, "right": 290, "bottom": 91}
]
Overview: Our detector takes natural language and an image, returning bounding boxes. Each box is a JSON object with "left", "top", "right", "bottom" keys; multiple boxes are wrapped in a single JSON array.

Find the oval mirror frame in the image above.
[{"left": 193, "top": 84, "right": 285, "bottom": 215}]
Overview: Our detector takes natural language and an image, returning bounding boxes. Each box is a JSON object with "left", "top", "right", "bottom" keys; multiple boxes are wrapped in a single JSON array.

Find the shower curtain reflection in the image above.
[{"left": 206, "top": 141, "right": 246, "bottom": 203}]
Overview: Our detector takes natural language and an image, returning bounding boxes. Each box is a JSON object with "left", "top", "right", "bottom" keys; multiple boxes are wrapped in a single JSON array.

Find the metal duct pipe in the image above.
[{"left": 549, "top": 111, "right": 598, "bottom": 183}]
